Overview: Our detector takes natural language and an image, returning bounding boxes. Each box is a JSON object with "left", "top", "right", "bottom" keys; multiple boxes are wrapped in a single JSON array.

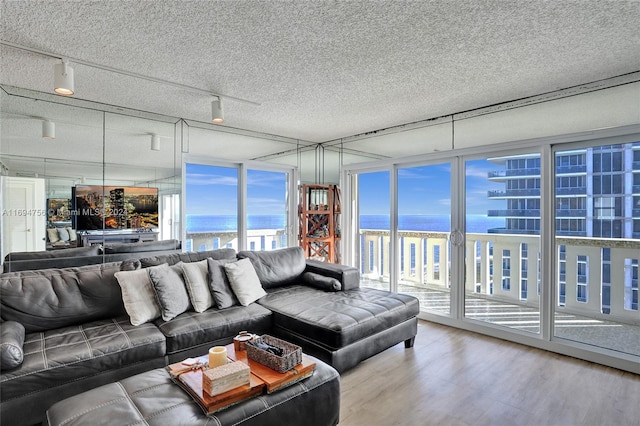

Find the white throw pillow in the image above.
[
  {"left": 114, "top": 268, "right": 162, "bottom": 326},
  {"left": 47, "top": 228, "right": 60, "bottom": 243},
  {"left": 181, "top": 259, "right": 214, "bottom": 312},
  {"left": 224, "top": 258, "right": 267, "bottom": 306}
]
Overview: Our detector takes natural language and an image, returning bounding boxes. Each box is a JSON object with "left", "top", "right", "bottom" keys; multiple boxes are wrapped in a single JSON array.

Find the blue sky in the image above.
[
  {"left": 358, "top": 160, "right": 504, "bottom": 216},
  {"left": 186, "top": 160, "right": 504, "bottom": 217},
  {"left": 185, "top": 164, "right": 286, "bottom": 215}
]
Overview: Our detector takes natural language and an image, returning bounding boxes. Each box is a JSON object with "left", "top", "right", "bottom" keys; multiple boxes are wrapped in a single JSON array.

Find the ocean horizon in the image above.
[{"left": 186, "top": 214, "right": 503, "bottom": 233}]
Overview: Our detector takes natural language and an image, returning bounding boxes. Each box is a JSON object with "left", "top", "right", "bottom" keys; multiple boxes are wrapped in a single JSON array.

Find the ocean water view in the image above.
[{"left": 186, "top": 214, "right": 503, "bottom": 233}]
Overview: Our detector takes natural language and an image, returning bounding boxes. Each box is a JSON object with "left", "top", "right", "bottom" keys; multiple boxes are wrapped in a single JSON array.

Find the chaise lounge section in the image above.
[{"left": 1, "top": 246, "right": 419, "bottom": 425}]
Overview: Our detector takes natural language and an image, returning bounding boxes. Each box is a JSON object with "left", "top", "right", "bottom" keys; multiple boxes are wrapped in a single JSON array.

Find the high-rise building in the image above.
[{"left": 487, "top": 142, "right": 640, "bottom": 238}]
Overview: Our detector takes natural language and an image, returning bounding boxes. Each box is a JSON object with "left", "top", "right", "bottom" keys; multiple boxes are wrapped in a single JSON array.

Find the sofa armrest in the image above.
[
  {"left": 1, "top": 320, "right": 25, "bottom": 370},
  {"left": 304, "top": 260, "right": 360, "bottom": 291}
]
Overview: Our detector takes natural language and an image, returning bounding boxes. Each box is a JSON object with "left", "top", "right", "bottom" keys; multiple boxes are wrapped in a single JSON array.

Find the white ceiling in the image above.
[{"left": 1, "top": 0, "right": 639, "bottom": 147}]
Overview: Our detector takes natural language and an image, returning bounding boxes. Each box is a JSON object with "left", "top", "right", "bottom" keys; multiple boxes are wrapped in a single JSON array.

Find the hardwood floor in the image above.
[{"left": 339, "top": 320, "right": 640, "bottom": 426}]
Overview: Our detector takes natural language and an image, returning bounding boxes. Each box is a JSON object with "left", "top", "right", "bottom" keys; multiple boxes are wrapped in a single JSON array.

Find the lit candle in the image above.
[{"left": 208, "top": 346, "right": 227, "bottom": 368}]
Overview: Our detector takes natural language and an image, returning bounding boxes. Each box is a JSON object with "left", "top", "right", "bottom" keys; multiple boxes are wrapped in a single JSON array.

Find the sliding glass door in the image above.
[
  {"left": 397, "top": 163, "right": 452, "bottom": 316},
  {"left": 356, "top": 170, "right": 391, "bottom": 290},
  {"left": 464, "top": 154, "right": 542, "bottom": 333},
  {"left": 553, "top": 141, "right": 640, "bottom": 356}
]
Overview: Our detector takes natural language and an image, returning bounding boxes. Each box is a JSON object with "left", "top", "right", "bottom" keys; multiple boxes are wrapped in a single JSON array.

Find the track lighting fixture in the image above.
[
  {"left": 42, "top": 120, "right": 55, "bottom": 139},
  {"left": 211, "top": 97, "right": 224, "bottom": 123},
  {"left": 151, "top": 134, "right": 161, "bottom": 151},
  {"left": 54, "top": 59, "right": 74, "bottom": 96}
]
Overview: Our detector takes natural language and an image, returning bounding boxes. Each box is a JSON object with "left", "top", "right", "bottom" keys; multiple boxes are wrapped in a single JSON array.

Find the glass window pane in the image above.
[
  {"left": 554, "top": 141, "right": 640, "bottom": 356},
  {"left": 247, "top": 169, "right": 288, "bottom": 251},
  {"left": 185, "top": 163, "right": 238, "bottom": 252},
  {"left": 465, "top": 154, "right": 541, "bottom": 334}
]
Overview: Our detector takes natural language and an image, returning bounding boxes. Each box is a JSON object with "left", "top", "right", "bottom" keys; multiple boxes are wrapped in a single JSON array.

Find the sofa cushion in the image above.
[
  {"left": 0, "top": 262, "right": 127, "bottom": 332},
  {"left": 47, "top": 228, "right": 60, "bottom": 244},
  {"left": 56, "top": 228, "right": 70, "bottom": 242},
  {"left": 224, "top": 258, "right": 267, "bottom": 306},
  {"left": 114, "top": 268, "right": 162, "bottom": 326},
  {"left": 207, "top": 258, "right": 238, "bottom": 309},
  {"left": 0, "top": 316, "right": 166, "bottom": 402},
  {"left": 147, "top": 264, "right": 191, "bottom": 321},
  {"left": 0, "top": 321, "right": 25, "bottom": 370},
  {"left": 181, "top": 260, "right": 213, "bottom": 313},
  {"left": 237, "top": 247, "right": 306, "bottom": 289},
  {"left": 154, "top": 304, "right": 272, "bottom": 357},
  {"left": 103, "top": 239, "right": 180, "bottom": 254},
  {"left": 66, "top": 227, "right": 77, "bottom": 242},
  {"left": 258, "top": 286, "right": 420, "bottom": 349}
]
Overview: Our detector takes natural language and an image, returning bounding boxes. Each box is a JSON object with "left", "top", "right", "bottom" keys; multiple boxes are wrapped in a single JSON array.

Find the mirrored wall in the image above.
[{"left": 0, "top": 87, "right": 181, "bottom": 268}]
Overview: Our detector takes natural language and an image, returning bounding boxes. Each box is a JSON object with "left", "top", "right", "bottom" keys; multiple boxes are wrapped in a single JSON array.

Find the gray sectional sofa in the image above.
[
  {"left": 0, "top": 246, "right": 419, "bottom": 426},
  {"left": 2, "top": 239, "right": 182, "bottom": 272}
]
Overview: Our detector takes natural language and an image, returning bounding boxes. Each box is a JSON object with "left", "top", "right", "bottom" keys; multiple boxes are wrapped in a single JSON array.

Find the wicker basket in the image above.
[{"left": 246, "top": 335, "right": 302, "bottom": 373}]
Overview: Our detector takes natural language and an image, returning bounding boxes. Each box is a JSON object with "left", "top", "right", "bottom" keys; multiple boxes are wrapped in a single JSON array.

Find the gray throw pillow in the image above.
[
  {"left": 302, "top": 271, "right": 342, "bottom": 291},
  {"left": 114, "top": 268, "right": 162, "bottom": 326},
  {"left": 181, "top": 259, "right": 214, "bottom": 312},
  {"left": 147, "top": 263, "right": 191, "bottom": 321},
  {"left": 57, "top": 227, "right": 70, "bottom": 242},
  {"left": 0, "top": 321, "right": 25, "bottom": 370},
  {"left": 224, "top": 258, "right": 267, "bottom": 306},
  {"left": 207, "top": 257, "right": 238, "bottom": 309}
]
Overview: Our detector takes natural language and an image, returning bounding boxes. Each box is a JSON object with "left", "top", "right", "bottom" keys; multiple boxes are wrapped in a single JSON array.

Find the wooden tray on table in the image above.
[{"left": 167, "top": 343, "right": 316, "bottom": 414}]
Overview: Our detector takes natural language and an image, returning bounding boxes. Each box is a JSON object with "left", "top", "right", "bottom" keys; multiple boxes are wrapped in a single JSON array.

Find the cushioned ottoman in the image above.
[
  {"left": 45, "top": 355, "right": 340, "bottom": 426},
  {"left": 258, "top": 285, "right": 420, "bottom": 372}
]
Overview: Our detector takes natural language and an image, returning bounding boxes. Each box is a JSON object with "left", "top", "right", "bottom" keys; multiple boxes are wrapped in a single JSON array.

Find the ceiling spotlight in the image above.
[
  {"left": 42, "top": 120, "right": 55, "bottom": 139},
  {"left": 151, "top": 134, "right": 161, "bottom": 151},
  {"left": 211, "top": 97, "right": 224, "bottom": 123},
  {"left": 54, "top": 60, "right": 74, "bottom": 96}
]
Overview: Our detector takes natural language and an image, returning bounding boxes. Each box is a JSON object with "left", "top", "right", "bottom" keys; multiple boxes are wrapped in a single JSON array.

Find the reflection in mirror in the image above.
[
  {"left": 0, "top": 88, "right": 181, "bottom": 273},
  {"left": 0, "top": 89, "right": 104, "bottom": 270}
]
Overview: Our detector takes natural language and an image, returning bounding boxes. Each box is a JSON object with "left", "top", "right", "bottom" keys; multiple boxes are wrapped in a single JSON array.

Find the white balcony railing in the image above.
[
  {"left": 186, "top": 229, "right": 287, "bottom": 252},
  {"left": 360, "top": 230, "right": 639, "bottom": 325}
]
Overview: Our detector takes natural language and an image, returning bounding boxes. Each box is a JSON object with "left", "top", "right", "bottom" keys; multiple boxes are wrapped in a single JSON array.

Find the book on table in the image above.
[{"left": 167, "top": 343, "right": 316, "bottom": 414}]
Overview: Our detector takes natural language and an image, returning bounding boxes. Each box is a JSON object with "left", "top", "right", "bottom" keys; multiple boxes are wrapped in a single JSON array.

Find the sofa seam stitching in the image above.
[
  {"left": 0, "top": 358, "right": 159, "bottom": 400},
  {"left": 0, "top": 340, "right": 164, "bottom": 382},
  {"left": 117, "top": 381, "right": 150, "bottom": 426}
]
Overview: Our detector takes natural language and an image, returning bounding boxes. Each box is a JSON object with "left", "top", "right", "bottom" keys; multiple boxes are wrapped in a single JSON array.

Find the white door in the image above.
[{"left": 1, "top": 176, "right": 46, "bottom": 257}]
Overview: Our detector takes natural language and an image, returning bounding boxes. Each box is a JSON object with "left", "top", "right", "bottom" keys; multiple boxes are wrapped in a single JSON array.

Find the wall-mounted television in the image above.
[{"left": 72, "top": 185, "right": 159, "bottom": 231}]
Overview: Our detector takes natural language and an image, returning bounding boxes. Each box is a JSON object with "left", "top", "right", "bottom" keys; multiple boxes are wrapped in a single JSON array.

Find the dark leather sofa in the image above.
[
  {"left": 0, "top": 246, "right": 419, "bottom": 426},
  {"left": 2, "top": 239, "right": 182, "bottom": 272}
]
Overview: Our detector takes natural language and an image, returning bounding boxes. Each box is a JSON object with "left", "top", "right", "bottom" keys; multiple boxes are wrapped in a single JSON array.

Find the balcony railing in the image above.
[
  {"left": 488, "top": 209, "right": 541, "bottom": 217},
  {"left": 359, "top": 229, "right": 640, "bottom": 325},
  {"left": 555, "top": 165, "right": 587, "bottom": 174},
  {"left": 488, "top": 168, "right": 542, "bottom": 179},
  {"left": 487, "top": 189, "right": 541, "bottom": 198},
  {"left": 185, "top": 228, "right": 287, "bottom": 252}
]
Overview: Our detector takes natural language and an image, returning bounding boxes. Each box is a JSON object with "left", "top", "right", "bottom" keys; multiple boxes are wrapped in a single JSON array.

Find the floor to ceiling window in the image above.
[
  {"left": 397, "top": 163, "right": 452, "bottom": 316},
  {"left": 184, "top": 162, "right": 295, "bottom": 253},
  {"left": 343, "top": 129, "right": 640, "bottom": 374},
  {"left": 246, "top": 169, "right": 289, "bottom": 251},
  {"left": 464, "top": 154, "right": 542, "bottom": 334},
  {"left": 184, "top": 163, "right": 238, "bottom": 252},
  {"left": 356, "top": 170, "right": 391, "bottom": 290},
  {"left": 553, "top": 141, "right": 640, "bottom": 357}
]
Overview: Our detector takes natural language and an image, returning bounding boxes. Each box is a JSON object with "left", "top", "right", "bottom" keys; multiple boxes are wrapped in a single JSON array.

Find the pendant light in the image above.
[
  {"left": 42, "top": 120, "right": 55, "bottom": 139},
  {"left": 54, "top": 60, "right": 74, "bottom": 96},
  {"left": 211, "top": 96, "right": 224, "bottom": 123}
]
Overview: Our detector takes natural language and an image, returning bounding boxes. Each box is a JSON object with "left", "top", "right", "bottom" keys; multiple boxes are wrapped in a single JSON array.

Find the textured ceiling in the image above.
[{"left": 1, "top": 0, "right": 639, "bottom": 146}]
